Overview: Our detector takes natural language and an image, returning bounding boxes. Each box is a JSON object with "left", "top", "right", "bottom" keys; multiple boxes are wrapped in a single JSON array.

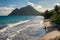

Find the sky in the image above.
[{"left": 0, "top": 0, "right": 60, "bottom": 15}]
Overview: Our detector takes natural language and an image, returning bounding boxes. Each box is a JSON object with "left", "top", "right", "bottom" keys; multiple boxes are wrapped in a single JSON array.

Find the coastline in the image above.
[
  {"left": 38, "top": 30, "right": 60, "bottom": 40},
  {"left": 0, "top": 17, "right": 45, "bottom": 40},
  {"left": 38, "top": 19, "right": 60, "bottom": 40},
  {"left": 0, "top": 20, "right": 30, "bottom": 33}
]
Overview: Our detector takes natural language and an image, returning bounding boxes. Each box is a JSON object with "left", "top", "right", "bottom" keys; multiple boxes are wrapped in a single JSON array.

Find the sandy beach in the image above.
[
  {"left": 38, "top": 19, "right": 60, "bottom": 40},
  {"left": 38, "top": 30, "right": 60, "bottom": 40}
]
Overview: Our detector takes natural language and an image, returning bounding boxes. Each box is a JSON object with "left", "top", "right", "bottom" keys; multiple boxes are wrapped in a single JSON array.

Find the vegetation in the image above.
[{"left": 44, "top": 5, "right": 60, "bottom": 25}]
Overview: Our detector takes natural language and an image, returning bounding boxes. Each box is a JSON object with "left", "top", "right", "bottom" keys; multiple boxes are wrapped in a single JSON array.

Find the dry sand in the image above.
[{"left": 38, "top": 30, "right": 60, "bottom": 40}]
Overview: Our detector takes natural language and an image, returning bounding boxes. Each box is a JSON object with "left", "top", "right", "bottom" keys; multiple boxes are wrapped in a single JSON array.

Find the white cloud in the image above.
[
  {"left": 48, "top": 8, "right": 54, "bottom": 11},
  {"left": 54, "top": 3, "right": 60, "bottom": 6},
  {"left": 34, "top": 5, "right": 46, "bottom": 12},
  {"left": 26, "top": 0, "right": 45, "bottom": 12},
  {"left": 0, "top": 4, "right": 16, "bottom": 16},
  {"left": 0, "top": 7, "right": 15, "bottom": 16},
  {"left": 26, "top": 0, "right": 31, "bottom": 5},
  {"left": 28, "top": 2, "right": 33, "bottom": 5},
  {"left": 27, "top": 2, "right": 46, "bottom": 12}
]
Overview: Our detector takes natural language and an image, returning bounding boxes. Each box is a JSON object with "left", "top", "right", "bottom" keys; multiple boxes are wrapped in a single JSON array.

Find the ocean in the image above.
[
  {"left": 0, "top": 16, "right": 35, "bottom": 28},
  {"left": 0, "top": 16, "right": 46, "bottom": 40}
]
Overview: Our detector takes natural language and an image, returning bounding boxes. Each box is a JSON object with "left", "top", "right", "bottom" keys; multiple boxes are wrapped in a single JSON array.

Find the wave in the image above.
[
  {"left": 0, "top": 20, "right": 30, "bottom": 33},
  {"left": 0, "top": 16, "right": 45, "bottom": 40}
]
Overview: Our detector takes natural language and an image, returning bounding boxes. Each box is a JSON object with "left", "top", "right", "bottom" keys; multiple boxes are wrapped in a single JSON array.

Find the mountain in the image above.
[{"left": 8, "top": 5, "right": 42, "bottom": 16}]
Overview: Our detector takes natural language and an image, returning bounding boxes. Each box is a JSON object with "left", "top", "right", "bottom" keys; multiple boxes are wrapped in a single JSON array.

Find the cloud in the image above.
[
  {"left": 54, "top": 3, "right": 60, "bottom": 5},
  {"left": 26, "top": 0, "right": 31, "bottom": 5},
  {"left": 35, "top": 5, "right": 46, "bottom": 12},
  {"left": 26, "top": 0, "right": 46, "bottom": 12},
  {"left": 27, "top": 2, "right": 46, "bottom": 12},
  {"left": 28, "top": 2, "right": 33, "bottom": 5},
  {"left": 0, "top": 7, "right": 15, "bottom": 16},
  {"left": 0, "top": 4, "right": 16, "bottom": 16},
  {"left": 48, "top": 8, "right": 54, "bottom": 11}
]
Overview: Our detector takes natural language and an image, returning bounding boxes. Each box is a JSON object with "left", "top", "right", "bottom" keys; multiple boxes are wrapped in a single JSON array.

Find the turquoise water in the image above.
[
  {"left": 0, "top": 16, "right": 35, "bottom": 28},
  {"left": 0, "top": 16, "right": 35, "bottom": 24}
]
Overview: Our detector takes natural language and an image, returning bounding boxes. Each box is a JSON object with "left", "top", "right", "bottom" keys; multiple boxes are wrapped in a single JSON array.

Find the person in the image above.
[{"left": 44, "top": 26, "right": 47, "bottom": 33}]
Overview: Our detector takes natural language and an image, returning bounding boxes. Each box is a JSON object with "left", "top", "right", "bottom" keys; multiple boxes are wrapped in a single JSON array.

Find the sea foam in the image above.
[{"left": 0, "top": 20, "right": 30, "bottom": 33}]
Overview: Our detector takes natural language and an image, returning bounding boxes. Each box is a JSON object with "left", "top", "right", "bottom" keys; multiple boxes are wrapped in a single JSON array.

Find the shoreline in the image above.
[
  {"left": 0, "top": 17, "right": 44, "bottom": 40},
  {"left": 0, "top": 20, "right": 30, "bottom": 33},
  {"left": 38, "top": 19, "right": 60, "bottom": 40},
  {"left": 38, "top": 30, "right": 60, "bottom": 40}
]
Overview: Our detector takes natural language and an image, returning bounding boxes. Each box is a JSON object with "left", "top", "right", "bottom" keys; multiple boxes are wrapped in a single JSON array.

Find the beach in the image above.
[{"left": 38, "top": 19, "right": 60, "bottom": 40}]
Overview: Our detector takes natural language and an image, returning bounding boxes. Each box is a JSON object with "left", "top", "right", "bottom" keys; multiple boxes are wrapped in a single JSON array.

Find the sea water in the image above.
[
  {"left": 0, "top": 16, "right": 35, "bottom": 28},
  {"left": 0, "top": 16, "right": 45, "bottom": 40}
]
